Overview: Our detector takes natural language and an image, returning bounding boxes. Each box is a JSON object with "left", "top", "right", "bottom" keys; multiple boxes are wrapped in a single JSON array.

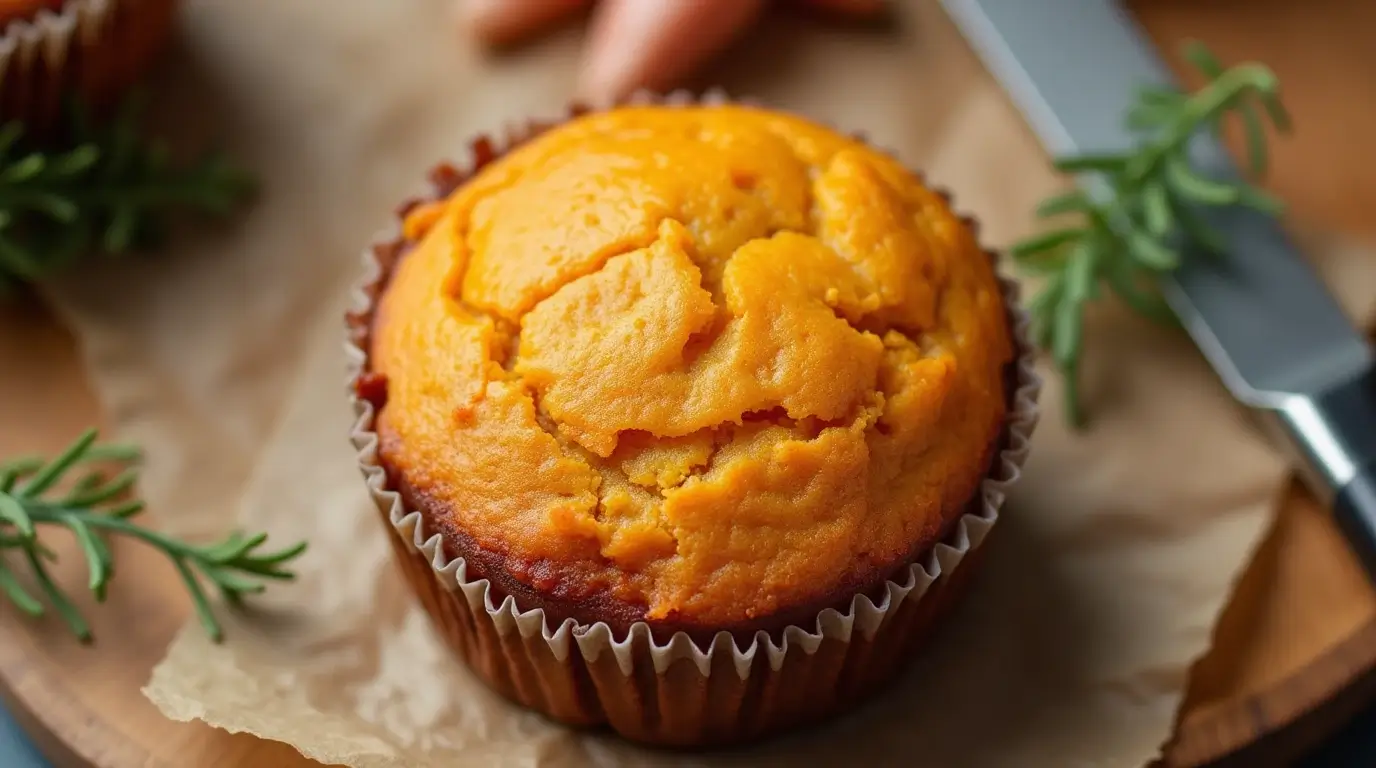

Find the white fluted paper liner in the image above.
[
  {"left": 345, "top": 92, "right": 1041, "bottom": 745},
  {"left": 0, "top": 2, "right": 86, "bottom": 69},
  {"left": 0, "top": 0, "right": 176, "bottom": 129}
]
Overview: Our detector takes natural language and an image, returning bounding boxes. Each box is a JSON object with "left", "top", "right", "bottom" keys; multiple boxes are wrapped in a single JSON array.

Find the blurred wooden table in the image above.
[{"left": 3, "top": 0, "right": 1376, "bottom": 765}]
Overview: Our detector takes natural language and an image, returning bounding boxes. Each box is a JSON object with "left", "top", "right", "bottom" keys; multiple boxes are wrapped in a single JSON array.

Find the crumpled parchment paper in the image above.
[{"left": 40, "top": 0, "right": 1376, "bottom": 765}]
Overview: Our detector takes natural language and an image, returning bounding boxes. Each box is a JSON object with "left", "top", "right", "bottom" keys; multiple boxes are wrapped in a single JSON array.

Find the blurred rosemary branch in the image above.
[
  {"left": 0, "top": 96, "right": 254, "bottom": 298},
  {"left": 0, "top": 430, "right": 305, "bottom": 642},
  {"left": 1014, "top": 41, "right": 1290, "bottom": 427}
]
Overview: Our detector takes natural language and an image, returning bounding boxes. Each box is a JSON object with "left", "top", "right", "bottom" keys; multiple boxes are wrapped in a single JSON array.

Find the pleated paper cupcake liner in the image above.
[
  {"left": 345, "top": 91, "right": 1043, "bottom": 747},
  {"left": 0, "top": 0, "right": 177, "bottom": 130}
]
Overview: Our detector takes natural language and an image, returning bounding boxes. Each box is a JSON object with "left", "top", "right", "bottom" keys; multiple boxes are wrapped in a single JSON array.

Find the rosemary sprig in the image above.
[
  {"left": 1013, "top": 41, "right": 1291, "bottom": 427},
  {"left": 0, "top": 429, "right": 306, "bottom": 642},
  {"left": 0, "top": 96, "right": 255, "bottom": 297}
]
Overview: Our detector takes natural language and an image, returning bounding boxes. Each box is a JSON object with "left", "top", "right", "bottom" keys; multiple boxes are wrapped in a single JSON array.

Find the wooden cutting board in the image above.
[{"left": 4, "top": 1, "right": 1376, "bottom": 766}]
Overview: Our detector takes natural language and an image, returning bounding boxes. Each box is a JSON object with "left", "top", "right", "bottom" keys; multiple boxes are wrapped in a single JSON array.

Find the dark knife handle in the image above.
[
  {"left": 1272, "top": 371, "right": 1376, "bottom": 581},
  {"left": 1335, "top": 465, "right": 1376, "bottom": 577}
]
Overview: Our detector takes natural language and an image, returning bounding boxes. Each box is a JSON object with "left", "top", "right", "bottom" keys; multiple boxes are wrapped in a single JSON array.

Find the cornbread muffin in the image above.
[
  {"left": 350, "top": 100, "right": 1038, "bottom": 744},
  {"left": 0, "top": 0, "right": 178, "bottom": 129}
]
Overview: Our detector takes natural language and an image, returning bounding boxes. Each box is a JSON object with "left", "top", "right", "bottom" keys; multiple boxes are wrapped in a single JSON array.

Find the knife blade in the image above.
[{"left": 941, "top": 0, "right": 1376, "bottom": 577}]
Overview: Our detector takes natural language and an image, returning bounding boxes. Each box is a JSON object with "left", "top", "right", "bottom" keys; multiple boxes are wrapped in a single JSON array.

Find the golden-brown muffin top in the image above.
[{"left": 370, "top": 105, "right": 1012, "bottom": 628}]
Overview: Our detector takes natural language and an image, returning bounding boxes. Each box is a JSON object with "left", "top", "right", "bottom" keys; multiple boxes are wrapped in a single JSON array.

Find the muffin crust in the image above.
[{"left": 367, "top": 105, "right": 1013, "bottom": 632}]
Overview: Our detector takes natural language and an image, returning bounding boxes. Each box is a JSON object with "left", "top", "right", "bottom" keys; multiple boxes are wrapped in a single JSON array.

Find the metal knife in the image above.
[{"left": 941, "top": 0, "right": 1376, "bottom": 578}]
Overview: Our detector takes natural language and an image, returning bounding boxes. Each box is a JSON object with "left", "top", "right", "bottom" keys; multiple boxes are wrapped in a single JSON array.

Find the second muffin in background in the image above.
[
  {"left": 0, "top": 0, "right": 178, "bottom": 129},
  {"left": 349, "top": 100, "right": 1039, "bottom": 746}
]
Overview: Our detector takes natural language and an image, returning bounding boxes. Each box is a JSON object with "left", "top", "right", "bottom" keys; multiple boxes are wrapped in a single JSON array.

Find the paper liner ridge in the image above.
[{"left": 0, "top": 0, "right": 176, "bottom": 129}]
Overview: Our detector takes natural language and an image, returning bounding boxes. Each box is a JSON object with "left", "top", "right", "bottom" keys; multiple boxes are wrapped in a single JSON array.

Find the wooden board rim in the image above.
[{"left": 1168, "top": 619, "right": 1376, "bottom": 765}]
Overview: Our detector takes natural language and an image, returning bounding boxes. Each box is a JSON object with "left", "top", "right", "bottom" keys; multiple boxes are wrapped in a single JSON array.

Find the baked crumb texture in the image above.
[{"left": 370, "top": 105, "right": 1012, "bottom": 628}]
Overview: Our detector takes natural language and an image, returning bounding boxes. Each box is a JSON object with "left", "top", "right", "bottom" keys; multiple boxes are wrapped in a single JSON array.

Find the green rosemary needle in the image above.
[
  {"left": 1013, "top": 41, "right": 1291, "bottom": 427},
  {"left": 0, "top": 429, "right": 306, "bottom": 643},
  {"left": 0, "top": 96, "right": 255, "bottom": 298}
]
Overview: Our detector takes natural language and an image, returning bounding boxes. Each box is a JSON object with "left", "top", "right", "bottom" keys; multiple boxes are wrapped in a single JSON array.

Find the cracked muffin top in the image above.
[{"left": 368, "top": 105, "right": 1013, "bottom": 632}]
